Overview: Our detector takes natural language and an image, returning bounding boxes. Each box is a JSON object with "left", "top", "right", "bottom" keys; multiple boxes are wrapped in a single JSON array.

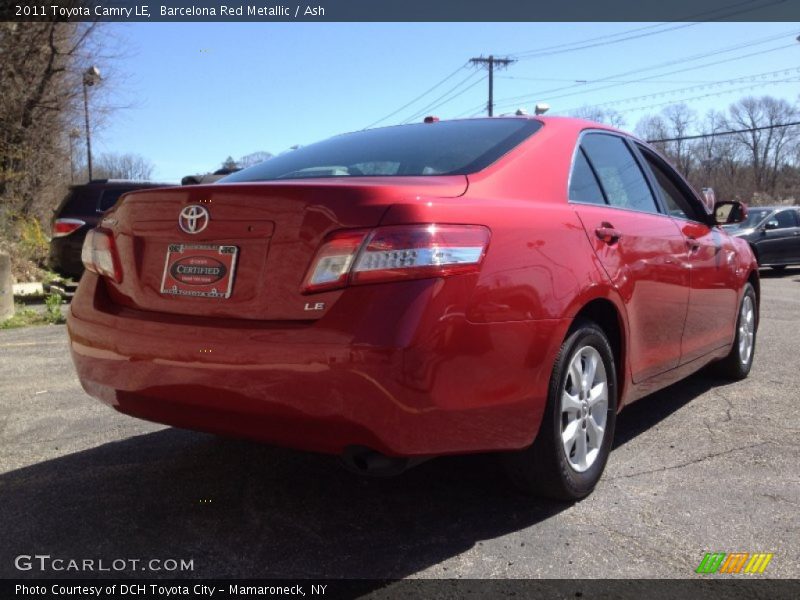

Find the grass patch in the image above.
[{"left": 1, "top": 294, "right": 66, "bottom": 329}]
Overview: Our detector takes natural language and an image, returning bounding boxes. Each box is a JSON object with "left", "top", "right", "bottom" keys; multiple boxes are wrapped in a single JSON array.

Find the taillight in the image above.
[
  {"left": 301, "top": 229, "right": 370, "bottom": 293},
  {"left": 52, "top": 218, "right": 85, "bottom": 237},
  {"left": 302, "top": 224, "right": 490, "bottom": 293},
  {"left": 81, "top": 229, "right": 122, "bottom": 283}
]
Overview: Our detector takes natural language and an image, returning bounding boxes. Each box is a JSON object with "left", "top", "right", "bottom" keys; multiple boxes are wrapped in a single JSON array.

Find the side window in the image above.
[
  {"left": 581, "top": 134, "right": 659, "bottom": 214},
  {"left": 569, "top": 148, "right": 606, "bottom": 205},
  {"left": 638, "top": 147, "right": 703, "bottom": 222},
  {"left": 773, "top": 210, "right": 798, "bottom": 229}
]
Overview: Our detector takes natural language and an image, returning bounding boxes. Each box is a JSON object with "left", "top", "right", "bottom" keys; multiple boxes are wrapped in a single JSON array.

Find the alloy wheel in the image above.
[{"left": 560, "top": 346, "right": 608, "bottom": 473}]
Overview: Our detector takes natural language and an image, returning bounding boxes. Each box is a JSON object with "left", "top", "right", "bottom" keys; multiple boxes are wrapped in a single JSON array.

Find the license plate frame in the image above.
[{"left": 160, "top": 243, "right": 238, "bottom": 299}]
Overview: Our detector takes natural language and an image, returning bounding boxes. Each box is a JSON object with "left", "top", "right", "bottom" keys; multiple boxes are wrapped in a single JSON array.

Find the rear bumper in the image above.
[
  {"left": 49, "top": 232, "right": 87, "bottom": 279},
  {"left": 68, "top": 274, "right": 568, "bottom": 456}
]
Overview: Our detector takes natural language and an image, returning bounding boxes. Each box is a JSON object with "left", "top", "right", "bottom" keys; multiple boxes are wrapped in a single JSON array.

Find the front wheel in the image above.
[
  {"left": 714, "top": 283, "right": 757, "bottom": 380},
  {"left": 502, "top": 319, "right": 617, "bottom": 501}
]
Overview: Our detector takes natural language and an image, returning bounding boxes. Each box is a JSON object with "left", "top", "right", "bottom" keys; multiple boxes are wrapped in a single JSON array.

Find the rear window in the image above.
[
  {"left": 98, "top": 188, "right": 137, "bottom": 212},
  {"left": 221, "top": 119, "right": 542, "bottom": 182}
]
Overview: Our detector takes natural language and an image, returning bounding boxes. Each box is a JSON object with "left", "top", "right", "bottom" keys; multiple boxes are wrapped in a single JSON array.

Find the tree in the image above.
[
  {"left": 661, "top": 104, "right": 696, "bottom": 178},
  {"left": 93, "top": 152, "right": 155, "bottom": 180},
  {"left": 726, "top": 96, "right": 799, "bottom": 196},
  {"left": 221, "top": 156, "right": 239, "bottom": 170},
  {"left": 572, "top": 106, "right": 626, "bottom": 128},
  {"left": 1, "top": 22, "right": 91, "bottom": 220},
  {"left": 635, "top": 104, "right": 696, "bottom": 178},
  {"left": 238, "top": 151, "right": 273, "bottom": 168}
]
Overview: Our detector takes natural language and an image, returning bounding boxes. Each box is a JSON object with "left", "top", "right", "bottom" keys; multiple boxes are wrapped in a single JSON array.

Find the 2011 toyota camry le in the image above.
[{"left": 68, "top": 116, "right": 759, "bottom": 500}]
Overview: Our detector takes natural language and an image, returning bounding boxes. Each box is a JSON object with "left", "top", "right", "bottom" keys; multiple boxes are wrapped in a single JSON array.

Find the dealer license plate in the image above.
[{"left": 160, "top": 244, "right": 238, "bottom": 299}]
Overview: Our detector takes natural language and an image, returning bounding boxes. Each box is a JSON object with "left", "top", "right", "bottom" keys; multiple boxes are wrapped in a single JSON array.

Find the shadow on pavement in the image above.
[
  {"left": 0, "top": 426, "right": 564, "bottom": 579},
  {"left": 757, "top": 265, "right": 800, "bottom": 279},
  {"left": 0, "top": 366, "right": 732, "bottom": 580},
  {"left": 613, "top": 370, "right": 717, "bottom": 449}
]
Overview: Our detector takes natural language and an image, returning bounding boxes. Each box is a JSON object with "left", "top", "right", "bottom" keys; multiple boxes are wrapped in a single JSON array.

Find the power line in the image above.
[
  {"left": 646, "top": 121, "right": 800, "bottom": 144},
  {"left": 363, "top": 64, "right": 467, "bottom": 129},
  {"left": 602, "top": 78, "right": 800, "bottom": 114},
  {"left": 498, "top": 76, "right": 718, "bottom": 85},
  {"left": 491, "top": 37, "right": 798, "bottom": 113},
  {"left": 490, "top": 29, "right": 798, "bottom": 109},
  {"left": 506, "top": 23, "right": 681, "bottom": 59},
  {"left": 400, "top": 71, "right": 486, "bottom": 124},
  {"left": 513, "top": 22, "right": 700, "bottom": 60},
  {"left": 506, "top": 0, "right": 784, "bottom": 60},
  {"left": 468, "top": 55, "right": 516, "bottom": 116},
  {"left": 560, "top": 67, "right": 800, "bottom": 114}
]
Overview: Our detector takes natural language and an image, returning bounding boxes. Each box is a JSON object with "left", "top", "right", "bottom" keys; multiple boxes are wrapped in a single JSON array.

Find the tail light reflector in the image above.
[
  {"left": 52, "top": 218, "right": 85, "bottom": 237},
  {"left": 301, "top": 229, "right": 370, "bottom": 293},
  {"left": 81, "top": 229, "right": 122, "bottom": 283},
  {"left": 302, "top": 224, "right": 490, "bottom": 293}
]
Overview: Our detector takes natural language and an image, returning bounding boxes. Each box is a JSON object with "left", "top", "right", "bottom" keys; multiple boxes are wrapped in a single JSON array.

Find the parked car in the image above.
[
  {"left": 50, "top": 180, "right": 170, "bottom": 278},
  {"left": 181, "top": 167, "right": 241, "bottom": 185},
  {"left": 68, "top": 117, "right": 758, "bottom": 500},
  {"left": 722, "top": 205, "right": 800, "bottom": 271}
]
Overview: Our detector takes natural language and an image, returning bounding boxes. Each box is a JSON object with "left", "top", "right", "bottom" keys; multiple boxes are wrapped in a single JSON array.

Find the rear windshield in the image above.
[
  {"left": 98, "top": 188, "right": 137, "bottom": 212},
  {"left": 221, "top": 119, "right": 542, "bottom": 182}
]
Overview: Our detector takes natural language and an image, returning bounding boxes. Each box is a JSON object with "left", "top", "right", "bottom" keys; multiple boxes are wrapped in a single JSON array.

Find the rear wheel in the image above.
[
  {"left": 502, "top": 319, "right": 617, "bottom": 501},
  {"left": 714, "top": 283, "right": 757, "bottom": 380}
]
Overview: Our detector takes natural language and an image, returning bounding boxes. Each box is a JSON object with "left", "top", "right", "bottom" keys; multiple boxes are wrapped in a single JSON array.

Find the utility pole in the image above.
[{"left": 469, "top": 55, "right": 516, "bottom": 116}]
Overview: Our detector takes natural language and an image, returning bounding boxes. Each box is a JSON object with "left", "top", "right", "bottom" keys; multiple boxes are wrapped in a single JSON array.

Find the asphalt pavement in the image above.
[{"left": 1, "top": 268, "right": 798, "bottom": 580}]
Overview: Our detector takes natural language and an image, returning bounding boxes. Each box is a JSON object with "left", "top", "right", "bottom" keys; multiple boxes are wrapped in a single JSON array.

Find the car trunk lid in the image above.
[{"left": 101, "top": 177, "right": 467, "bottom": 320}]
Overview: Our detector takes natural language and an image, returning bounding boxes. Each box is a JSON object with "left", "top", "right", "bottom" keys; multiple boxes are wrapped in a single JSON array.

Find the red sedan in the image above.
[{"left": 68, "top": 117, "right": 758, "bottom": 500}]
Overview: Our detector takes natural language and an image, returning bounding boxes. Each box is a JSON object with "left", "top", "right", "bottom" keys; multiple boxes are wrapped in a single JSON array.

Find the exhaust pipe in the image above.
[{"left": 340, "top": 446, "right": 426, "bottom": 477}]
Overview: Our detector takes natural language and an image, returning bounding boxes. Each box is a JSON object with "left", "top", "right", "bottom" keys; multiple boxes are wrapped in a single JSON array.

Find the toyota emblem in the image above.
[{"left": 179, "top": 205, "right": 209, "bottom": 234}]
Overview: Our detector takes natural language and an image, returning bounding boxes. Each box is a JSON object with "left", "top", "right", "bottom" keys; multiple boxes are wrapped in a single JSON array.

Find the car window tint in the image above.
[
  {"left": 773, "top": 210, "right": 798, "bottom": 228},
  {"left": 98, "top": 189, "right": 135, "bottom": 212},
  {"left": 581, "top": 134, "right": 659, "bottom": 214},
  {"left": 638, "top": 147, "right": 704, "bottom": 221},
  {"left": 222, "top": 119, "right": 542, "bottom": 182},
  {"left": 569, "top": 148, "right": 606, "bottom": 205}
]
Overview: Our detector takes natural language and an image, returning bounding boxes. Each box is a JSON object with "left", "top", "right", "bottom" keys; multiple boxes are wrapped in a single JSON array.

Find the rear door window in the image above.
[
  {"left": 569, "top": 148, "right": 607, "bottom": 205},
  {"left": 581, "top": 133, "right": 660, "bottom": 214}
]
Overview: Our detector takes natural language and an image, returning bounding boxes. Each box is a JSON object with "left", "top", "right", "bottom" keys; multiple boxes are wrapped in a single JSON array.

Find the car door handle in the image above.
[{"left": 595, "top": 223, "right": 621, "bottom": 245}]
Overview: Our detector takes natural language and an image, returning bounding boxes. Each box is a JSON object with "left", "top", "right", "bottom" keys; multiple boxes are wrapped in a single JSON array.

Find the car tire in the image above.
[
  {"left": 714, "top": 283, "right": 757, "bottom": 381},
  {"left": 501, "top": 319, "right": 617, "bottom": 501},
  {"left": 770, "top": 265, "right": 787, "bottom": 272}
]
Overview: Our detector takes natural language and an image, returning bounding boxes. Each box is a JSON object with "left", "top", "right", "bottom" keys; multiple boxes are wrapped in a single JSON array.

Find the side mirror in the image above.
[
  {"left": 764, "top": 220, "right": 779, "bottom": 231},
  {"left": 713, "top": 200, "right": 747, "bottom": 226}
]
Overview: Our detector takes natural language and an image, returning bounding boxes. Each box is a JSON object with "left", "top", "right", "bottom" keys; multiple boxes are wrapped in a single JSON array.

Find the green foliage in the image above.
[
  {"left": 0, "top": 306, "right": 41, "bottom": 329},
  {"left": 0, "top": 294, "right": 65, "bottom": 329},
  {"left": 44, "top": 292, "right": 65, "bottom": 324},
  {"left": 16, "top": 215, "right": 49, "bottom": 264}
]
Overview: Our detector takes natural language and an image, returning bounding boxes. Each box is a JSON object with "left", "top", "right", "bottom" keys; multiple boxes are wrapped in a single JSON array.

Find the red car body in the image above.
[{"left": 67, "top": 117, "right": 758, "bottom": 461}]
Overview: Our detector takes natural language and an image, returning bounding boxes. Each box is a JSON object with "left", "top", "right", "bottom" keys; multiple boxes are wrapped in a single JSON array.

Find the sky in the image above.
[{"left": 92, "top": 22, "right": 800, "bottom": 183}]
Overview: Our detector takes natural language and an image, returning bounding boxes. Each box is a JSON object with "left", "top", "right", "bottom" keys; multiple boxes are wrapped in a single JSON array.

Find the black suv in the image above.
[
  {"left": 49, "top": 180, "right": 170, "bottom": 278},
  {"left": 723, "top": 205, "right": 800, "bottom": 270}
]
